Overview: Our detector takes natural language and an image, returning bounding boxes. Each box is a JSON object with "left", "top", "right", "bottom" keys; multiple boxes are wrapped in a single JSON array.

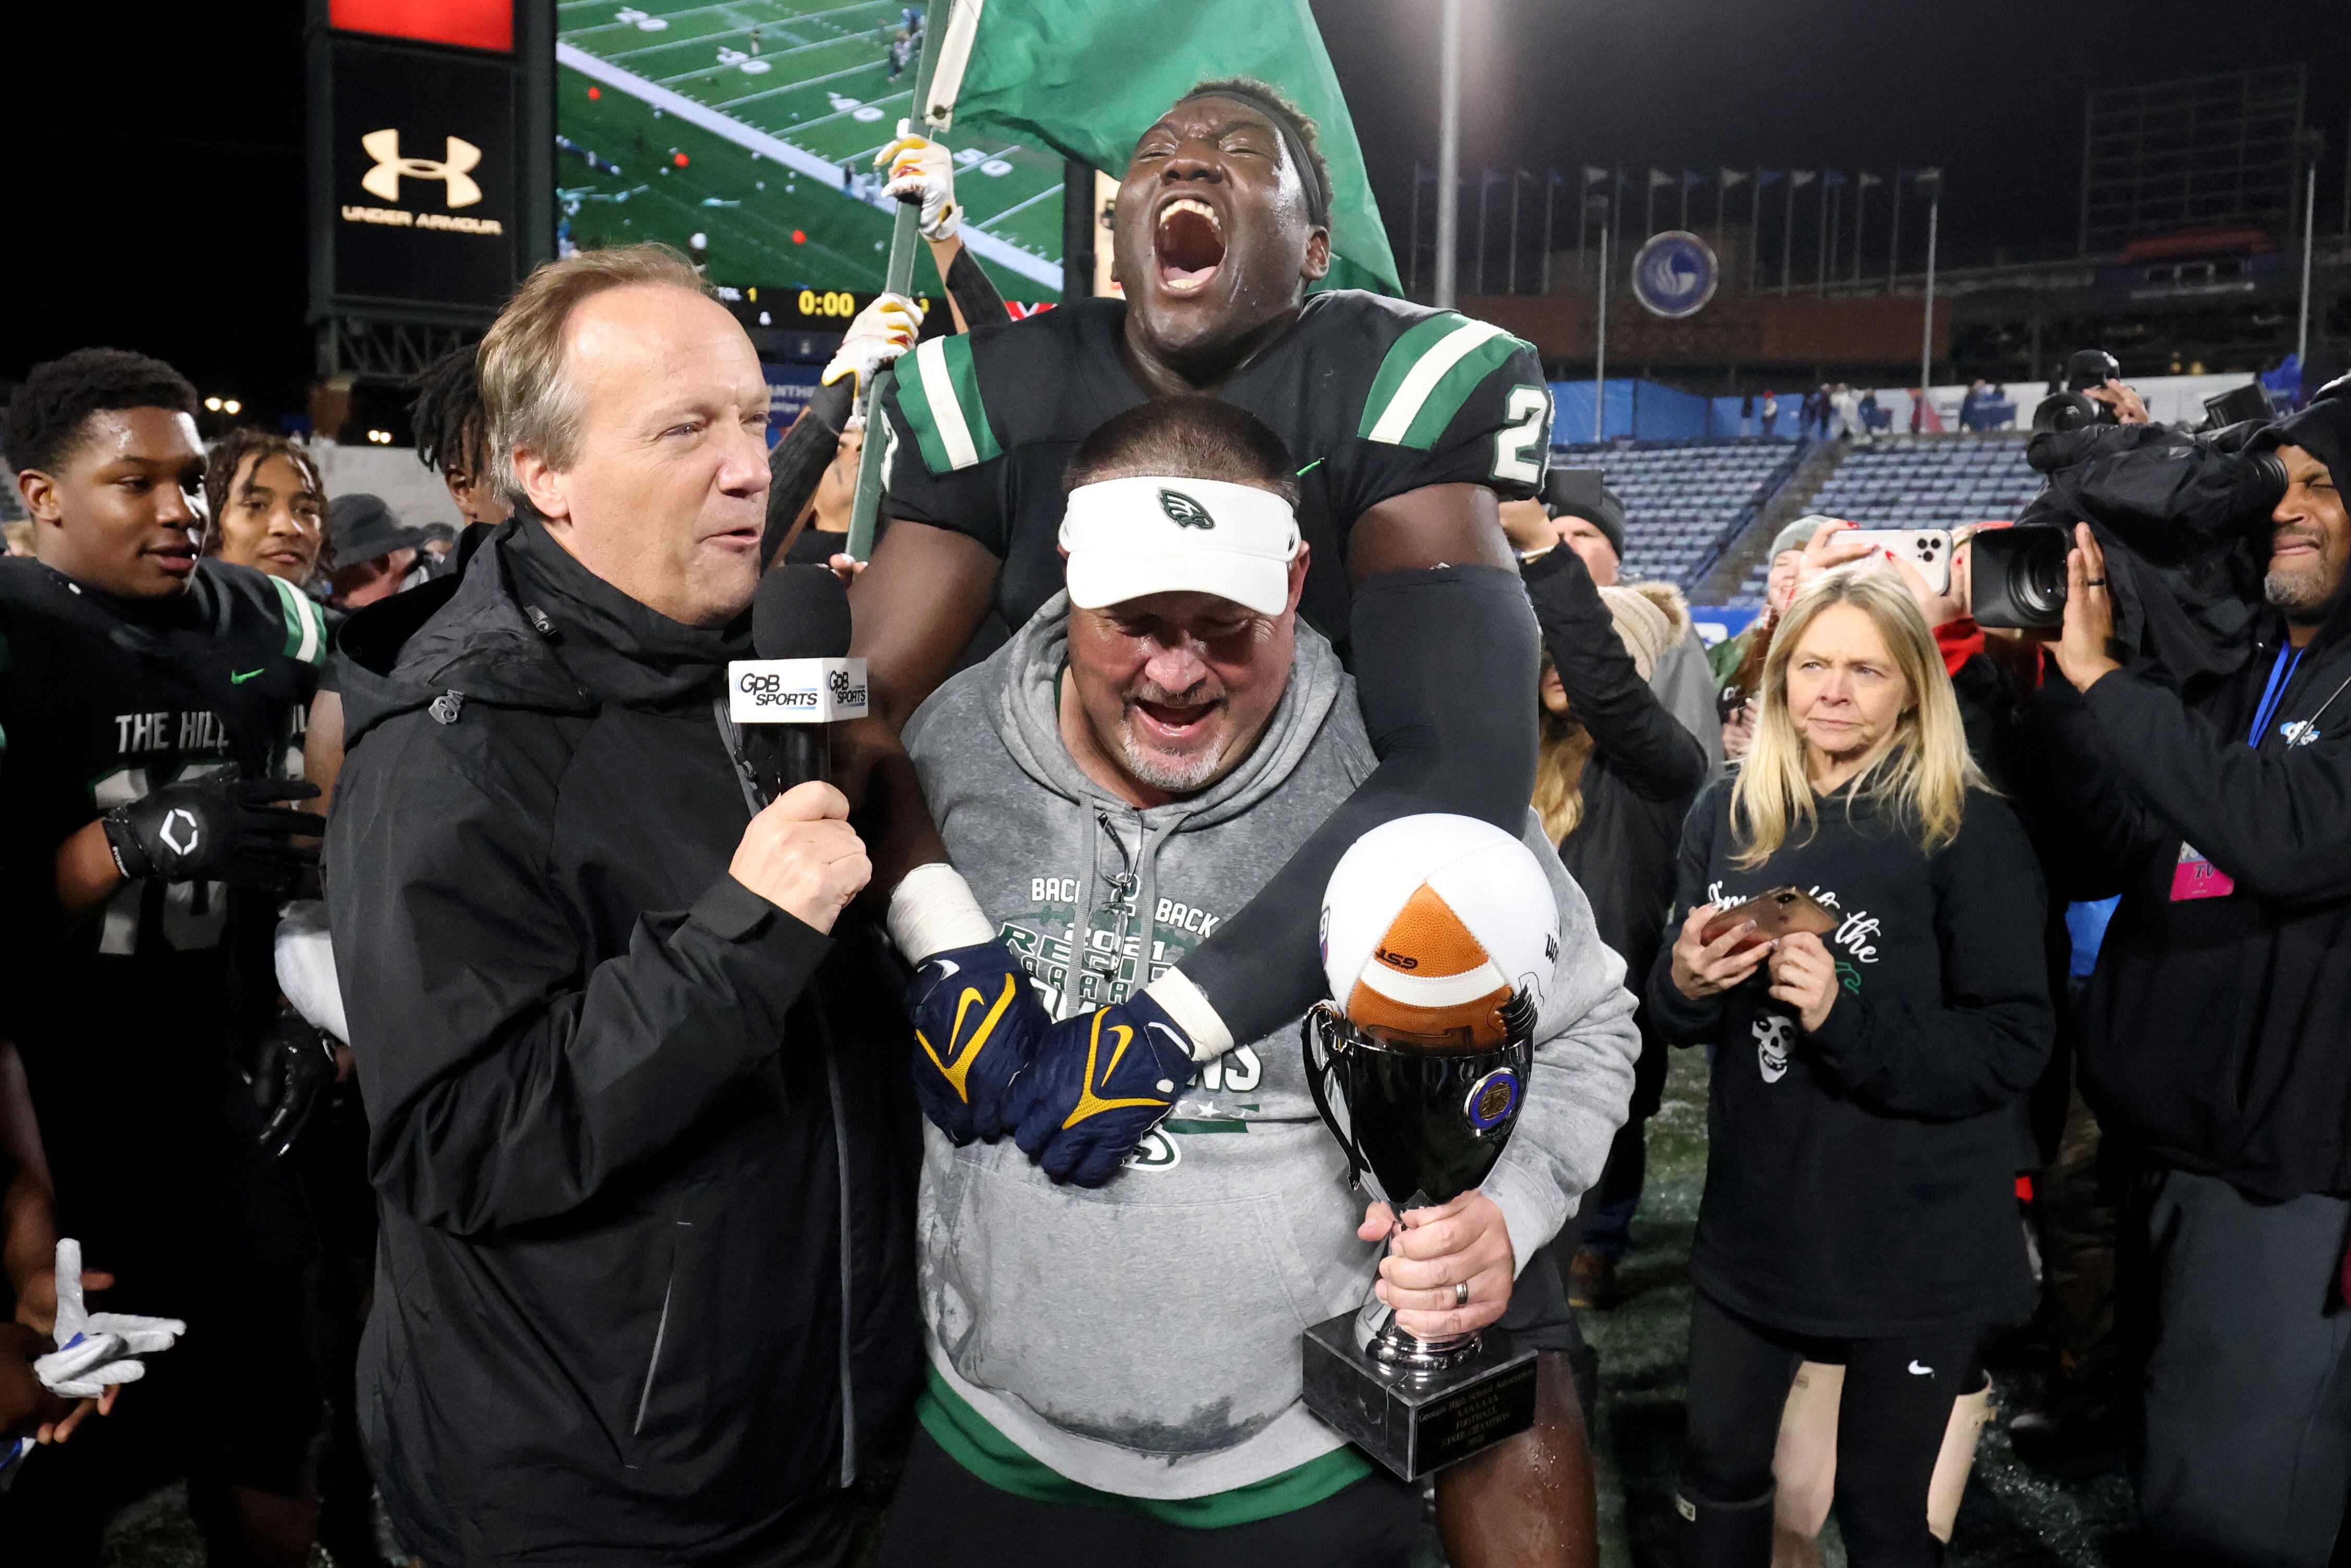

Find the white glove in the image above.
[
  {"left": 275, "top": 898, "right": 348, "bottom": 1045},
  {"left": 32, "top": 1240, "right": 183, "bottom": 1399},
  {"left": 820, "top": 292, "right": 924, "bottom": 393},
  {"left": 874, "top": 133, "right": 960, "bottom": 242}
]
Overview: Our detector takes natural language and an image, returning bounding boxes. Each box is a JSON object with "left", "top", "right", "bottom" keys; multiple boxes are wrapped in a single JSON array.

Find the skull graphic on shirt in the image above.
[{"left": 1754, "top": 1013, "right": 1795, "bottom": 1084}]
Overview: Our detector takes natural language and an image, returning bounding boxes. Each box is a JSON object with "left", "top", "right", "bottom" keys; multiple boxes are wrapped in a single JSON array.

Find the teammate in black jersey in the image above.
[
  {"left": 863, "top": 78, "right": 1550, "bottom": 1064},
  {"left": 1, "top": 350, "right": 325, "bottom": 1565}
]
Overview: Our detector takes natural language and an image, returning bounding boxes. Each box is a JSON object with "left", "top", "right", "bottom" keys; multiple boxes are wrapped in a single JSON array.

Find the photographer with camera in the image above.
[{"left": 2021, "top": 381, "right": 2351, "bottom": 1567}]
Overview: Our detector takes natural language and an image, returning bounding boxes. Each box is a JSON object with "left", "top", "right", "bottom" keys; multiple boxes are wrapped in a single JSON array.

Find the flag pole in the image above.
[
  {"left": 1433, "top": 0, "right": 1461, "bottom": 308},
  {"left": 845, "top": 0, "right": 955, "bottom": 561},
  {"left": 1887, "top": 167, "right": 1902, "bottom": 294},
  {"left": 1508, "top": 170, "right": 1522, "bottom": 295},
  {"left": 1593, "top": 220, "right": 1609, "bottom": 443},
  {"left": 2297, "top": 160, "right": 2317, "bottom": 381},
  {"left": 1919, "top": 176, "right": 1939, "bottom": 413},
  {"left": 1540, "top": 170, "right": 1556, "bottom": 296},
  {"left": 1781, "top": 175, "right": 1796, "bottom": 295},
  {"left": 1407, "top": 164, "right": 1421, "bottom": 300},
  {"left": 1816, "top": 176, "right": 1829, "bottom": 296},
  {"left": 1852, "top": 173, "right": 1866, "bottom": 288}
]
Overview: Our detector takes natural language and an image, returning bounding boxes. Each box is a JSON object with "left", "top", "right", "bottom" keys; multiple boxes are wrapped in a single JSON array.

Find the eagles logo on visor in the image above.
[{"left": 1159, "top": 489, "right": 1215, "bottom": 530}]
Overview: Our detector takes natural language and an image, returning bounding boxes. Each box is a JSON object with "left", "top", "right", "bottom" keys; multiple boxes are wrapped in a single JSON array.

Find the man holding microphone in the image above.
[{"left": 328, "top": 244, "right": 921, "bottom": 1566}]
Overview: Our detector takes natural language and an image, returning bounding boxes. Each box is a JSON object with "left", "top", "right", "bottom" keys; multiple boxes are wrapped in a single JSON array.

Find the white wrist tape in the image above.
[
  {"left": 1142, "top": 969, "right": 1235, "bottom": 1063},
  {"left": 886, "top": 862, "right": 997, "bottom": 963}
]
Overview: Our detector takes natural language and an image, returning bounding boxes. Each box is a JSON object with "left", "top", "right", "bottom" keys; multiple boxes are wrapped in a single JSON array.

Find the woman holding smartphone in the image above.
[{"left": 1647, "top": 567, "right": 2052, "bottom": 1567}]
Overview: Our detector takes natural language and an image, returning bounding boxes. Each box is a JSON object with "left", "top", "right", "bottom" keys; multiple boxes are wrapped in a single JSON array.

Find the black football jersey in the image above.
[
  {"left": 878, "top": 290, "right": 1553, "bottom": 643},
  {"left": 0, "top": 558, "right": 324, "bottom": 1185}
]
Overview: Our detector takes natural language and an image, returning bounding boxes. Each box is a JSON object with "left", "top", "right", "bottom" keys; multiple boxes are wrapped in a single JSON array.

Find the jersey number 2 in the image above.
[{"left": 1492, "top": 385, "right": 1549, "bottom": 486}]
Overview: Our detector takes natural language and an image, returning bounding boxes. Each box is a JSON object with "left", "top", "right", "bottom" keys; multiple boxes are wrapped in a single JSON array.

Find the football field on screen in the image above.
[{"left": 554, "top": 0, "right": 1067, "bottom": 303}]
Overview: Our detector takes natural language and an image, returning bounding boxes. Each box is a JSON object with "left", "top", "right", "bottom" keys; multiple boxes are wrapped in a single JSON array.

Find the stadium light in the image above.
[
  {"left": 224, "top": 400, "right": 242, "bottom": 415},
  {"left": 204, "top": 396, "right": 224, "bottom": 412}
]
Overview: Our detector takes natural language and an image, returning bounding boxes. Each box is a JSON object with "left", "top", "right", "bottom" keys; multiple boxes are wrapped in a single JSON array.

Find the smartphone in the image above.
[
  {"left": 1846, "top": 528, "right": 1951, "bottom": 595},
  {"left": 1700, "top": 886, "right": 1837, "bottom": 956}
]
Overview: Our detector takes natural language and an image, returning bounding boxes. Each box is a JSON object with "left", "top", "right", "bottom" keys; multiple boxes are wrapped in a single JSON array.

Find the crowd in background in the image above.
[{"left": 0, "top": 101, "right": 2345, "bottom": 1568}]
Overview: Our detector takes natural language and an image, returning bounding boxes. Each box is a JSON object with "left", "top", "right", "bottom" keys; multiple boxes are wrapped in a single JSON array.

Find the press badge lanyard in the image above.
[
  {"left": 2246, "top": 645, "right": 2306, "bottom": 748},
  {"left": 2177, "top": 644, "right": 2346, "bottom": 902}
]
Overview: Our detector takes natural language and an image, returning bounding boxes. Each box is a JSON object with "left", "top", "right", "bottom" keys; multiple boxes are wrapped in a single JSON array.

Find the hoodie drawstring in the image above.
[{"left": 1061, "top": 806, "right": 1191, "bottom": 1020}]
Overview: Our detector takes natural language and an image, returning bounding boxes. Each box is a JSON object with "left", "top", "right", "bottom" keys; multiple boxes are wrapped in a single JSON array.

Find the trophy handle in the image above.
[{"left": 1300, "top": 1004, "right": 1371, "bottom": 1192}]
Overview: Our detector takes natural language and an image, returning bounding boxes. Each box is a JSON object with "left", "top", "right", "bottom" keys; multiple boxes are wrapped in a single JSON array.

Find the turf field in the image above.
[{"left": 553, "top": 0, "right": 1066, "bottom": 304}]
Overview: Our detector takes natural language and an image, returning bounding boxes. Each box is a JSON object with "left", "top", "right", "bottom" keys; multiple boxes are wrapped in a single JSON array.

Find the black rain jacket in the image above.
[
  {"left": 327, "top": 519, "right": 920, "bottom": 1564},
  {"left": 2012, "top": 390, "right": 2351, "bottom": 1200}
]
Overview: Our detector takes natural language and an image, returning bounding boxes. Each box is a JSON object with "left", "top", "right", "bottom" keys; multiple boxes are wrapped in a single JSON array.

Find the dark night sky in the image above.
[{"left": 7, "top": 1, "right": 2347, "bottom": 421}]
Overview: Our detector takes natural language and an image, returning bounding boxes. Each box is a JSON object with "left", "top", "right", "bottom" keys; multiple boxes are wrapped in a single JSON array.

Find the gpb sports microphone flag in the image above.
[{"left": 923, "top": 0, "right": 1400, "bottom": 295}]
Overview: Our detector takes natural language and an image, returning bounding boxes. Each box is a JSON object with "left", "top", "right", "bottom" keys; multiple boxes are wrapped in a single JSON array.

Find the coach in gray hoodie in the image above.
[{"left": 877, "top": 399, "right": 1640, "bottom": 1568}]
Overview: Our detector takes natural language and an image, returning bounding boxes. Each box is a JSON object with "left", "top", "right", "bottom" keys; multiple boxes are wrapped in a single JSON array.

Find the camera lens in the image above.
[
  {"left": 2245, "top": 449, "right": 2289, "bottom": 512},
  {"left": 2016, "top": 544, "right": 2070, "bottom": 619}
]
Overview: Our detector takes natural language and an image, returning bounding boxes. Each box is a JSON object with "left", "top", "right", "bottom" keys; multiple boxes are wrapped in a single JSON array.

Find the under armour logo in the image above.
[
  {"left": 361, "top": 130, "right": 483, "bottom": 209},
  {"left": 158, "top": 807, "right": 201, "bottom": 858}
]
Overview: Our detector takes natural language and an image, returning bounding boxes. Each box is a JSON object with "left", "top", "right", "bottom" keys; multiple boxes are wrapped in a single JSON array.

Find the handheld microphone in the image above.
[{"left": 729, "top": 566, "right": 868, "bottom": 804}]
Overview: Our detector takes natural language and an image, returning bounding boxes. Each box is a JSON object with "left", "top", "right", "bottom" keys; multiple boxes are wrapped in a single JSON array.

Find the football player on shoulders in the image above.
[
  {"left": 869, "top": 78, "right": 1553, "bottom": 1149},
  {"left": 1, "top": 350, "right": 324, "bottom": 1564}
]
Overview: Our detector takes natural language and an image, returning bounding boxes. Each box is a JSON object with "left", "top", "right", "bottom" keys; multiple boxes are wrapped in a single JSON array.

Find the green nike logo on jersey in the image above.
[{"left": 230, "top": 668, "right": 265, "bottom": 684}]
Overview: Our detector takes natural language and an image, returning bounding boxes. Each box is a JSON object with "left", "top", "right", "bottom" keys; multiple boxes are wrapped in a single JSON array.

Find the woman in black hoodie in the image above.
[{"left": 1646, "top": 566, "right": 2052, "bottom": 1568}]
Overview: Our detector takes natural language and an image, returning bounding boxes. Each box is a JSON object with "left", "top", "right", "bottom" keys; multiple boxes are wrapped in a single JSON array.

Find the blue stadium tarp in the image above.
[{"left": 1549, "top": 381, "right": 1800, "bottom": 444}]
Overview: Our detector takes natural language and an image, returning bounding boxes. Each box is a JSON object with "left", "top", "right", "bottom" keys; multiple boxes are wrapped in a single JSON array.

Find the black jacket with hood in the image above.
[
  {"left": 326, "top": 519, "right": 920, "bottom": 1564},
  {"left": 2015, "top": 385, "right": 2351, "bottom": 1199}
]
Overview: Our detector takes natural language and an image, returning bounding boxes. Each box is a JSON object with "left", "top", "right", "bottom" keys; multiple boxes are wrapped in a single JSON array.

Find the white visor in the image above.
[{"left": 1058, "top": 476, "right": 1301, "bottom": 618}]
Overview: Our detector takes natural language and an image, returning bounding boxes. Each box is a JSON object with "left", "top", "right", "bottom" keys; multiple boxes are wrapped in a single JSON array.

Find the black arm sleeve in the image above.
[
  {"left": 1520, "top": 547, "right": 1707, "bottom": 803},
  {"left": 1177, "top": 564, "right": 1540, "bottom": 1042},
  {"left": 760, "top": 379, "right": 855, "bottom": 570},
  {"left": 945, "top": 244, "right": 1007, "bottom": 331}
]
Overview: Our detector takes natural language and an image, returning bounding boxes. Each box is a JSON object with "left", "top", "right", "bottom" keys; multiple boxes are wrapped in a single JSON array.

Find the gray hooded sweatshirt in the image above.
[{"left": 901, "top": 594, "right": 1639, "bottom": 1501}]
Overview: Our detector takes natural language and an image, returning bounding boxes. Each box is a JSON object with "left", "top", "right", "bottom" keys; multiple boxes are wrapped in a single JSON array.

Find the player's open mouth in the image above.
[
  {"left": 1155, "top": 197, "right": 1226, "bottom": 294},
  {"left": 149, "top": 540, "right": 196, "bottom": 576}
]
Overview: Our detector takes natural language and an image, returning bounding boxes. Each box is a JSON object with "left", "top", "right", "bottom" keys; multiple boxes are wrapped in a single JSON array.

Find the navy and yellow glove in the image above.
[
  {"left": 907, "top": 941, "right": 1049, "bottom": 1144},
  {"left": 1010, "top": 992, "right": 1198, "bottom": 1187}
]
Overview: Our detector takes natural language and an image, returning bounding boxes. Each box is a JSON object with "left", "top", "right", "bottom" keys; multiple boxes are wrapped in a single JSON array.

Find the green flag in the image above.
[{"left": 937, "top": 0, "right": 1399, "bottom": 295}]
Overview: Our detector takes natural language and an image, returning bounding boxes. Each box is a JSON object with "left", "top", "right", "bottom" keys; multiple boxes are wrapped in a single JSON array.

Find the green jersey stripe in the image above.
[
  {"left": 1364, "top": 319, "right": 1518, "bottom": 448},
  {"left": 1355, "top": 313, "right": 1464, "bottom": 441},
  {"left": 1394, "top": 330, "right": 1529, "bottom": 450},
  {"left": 269, "top": 575, "right": 324, "bottom": 665},
  {"left": 901, "top": 335, "right": 1000, "bottom": 474},
  {"left": 895, "top": 351, "right": 956, "bottom": 475}
]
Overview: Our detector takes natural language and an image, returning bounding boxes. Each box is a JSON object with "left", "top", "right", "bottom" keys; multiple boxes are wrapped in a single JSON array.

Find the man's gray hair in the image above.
[{"left": 477, "top": 243, "right": 714, "bottom": 502}]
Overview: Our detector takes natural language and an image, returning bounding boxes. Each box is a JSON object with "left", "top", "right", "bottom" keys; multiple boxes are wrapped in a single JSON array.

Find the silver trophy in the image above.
[{"left": 1297, "top": 991, "right": 1541, "bottom": 1480}]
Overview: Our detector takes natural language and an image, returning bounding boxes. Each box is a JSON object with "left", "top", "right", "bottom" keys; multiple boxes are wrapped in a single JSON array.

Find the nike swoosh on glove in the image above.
[
  {"left": 908, "top": 941, "right": 1050, "bottom": 1144},
  {"left": 1011, "top": 993, "right": 1197, "bottom": 1187}
]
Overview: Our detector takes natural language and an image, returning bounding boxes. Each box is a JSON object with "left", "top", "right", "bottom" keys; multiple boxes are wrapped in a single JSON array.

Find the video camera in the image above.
[{"left": 1974, "top": 416, "right": 2288, "bottom": 632}]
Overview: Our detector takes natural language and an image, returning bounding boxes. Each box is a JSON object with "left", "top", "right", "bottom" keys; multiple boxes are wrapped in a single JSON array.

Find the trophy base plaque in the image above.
[{"left": 1300, "top": 1312, "right": 1540, "bottom": 1480}]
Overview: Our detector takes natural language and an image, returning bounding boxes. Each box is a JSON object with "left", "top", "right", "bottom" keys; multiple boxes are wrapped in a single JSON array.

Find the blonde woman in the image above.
[{"left": 1645, "top": 566, "right": 2052, "bottom": 1567}]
